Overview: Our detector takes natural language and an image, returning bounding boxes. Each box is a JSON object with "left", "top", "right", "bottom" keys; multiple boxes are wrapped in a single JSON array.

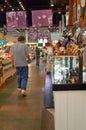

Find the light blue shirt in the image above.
[{"left": 10, "top": 42, "right": 30, "bottom": 66}]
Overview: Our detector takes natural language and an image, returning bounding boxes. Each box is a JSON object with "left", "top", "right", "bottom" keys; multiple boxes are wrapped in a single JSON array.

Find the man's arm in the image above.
[
  {"left": 27, "top": 55, "right": 31, "bottom": 64},
  {"left": 11, "top": 56, "right": 15, "bottom": 68}
]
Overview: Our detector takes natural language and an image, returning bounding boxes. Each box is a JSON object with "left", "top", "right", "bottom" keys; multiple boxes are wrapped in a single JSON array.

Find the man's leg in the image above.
[
  {"left": 16, "top": 67, "right": 22, "bottom": 95},
  {"left": 21, "top": 66, "right": 28, "bottom": 96}
]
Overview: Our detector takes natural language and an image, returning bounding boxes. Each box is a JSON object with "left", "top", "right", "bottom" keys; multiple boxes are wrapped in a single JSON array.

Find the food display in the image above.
[
  {"left": 53, "top": 56, "right": 80, "bottom": 84},
  {"left": 51, "top": 31, "right": 84, "bottom": 86},
  {"left": 54, "top": 44, "right": 80, "bottom": 56},
  {"left": 0, "top": 50, "right": 16, "bottom": 86},
  {"left": 52, "top": 33, "right": 83, "bottom": 56}
]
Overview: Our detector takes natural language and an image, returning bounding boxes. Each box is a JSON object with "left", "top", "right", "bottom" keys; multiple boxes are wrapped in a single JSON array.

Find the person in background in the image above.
[
  {"left": 35, "top": 46, "right": 40, "bottom": 66},
  {"left": 42, "top": 46, "right": 47, "bottom": 62},
  {"left": 83, "top": 43, "right": 86, "bottom": 71},
  {"left": 47, "top": 44, "right": 53, "bottom": 61},
  {"left": 10, "top": 36, "right": 31, "bottom": 96}
]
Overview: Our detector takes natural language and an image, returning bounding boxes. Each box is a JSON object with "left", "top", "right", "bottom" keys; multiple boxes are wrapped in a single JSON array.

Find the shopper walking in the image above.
[
  {"left": 35, "top": 46, "right": 40, "bottom": 66},
  {"left": 10, "top": 36, "right": 31, "bottom": 96}
]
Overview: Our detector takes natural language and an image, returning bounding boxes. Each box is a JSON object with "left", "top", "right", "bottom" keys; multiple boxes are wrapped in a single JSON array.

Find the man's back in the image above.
[{"left": 10, "top": 42, "right": 30, "bottom": 66}]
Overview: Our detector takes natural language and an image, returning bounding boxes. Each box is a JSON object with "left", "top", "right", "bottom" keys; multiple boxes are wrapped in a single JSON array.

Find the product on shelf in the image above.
[{"left": 53, "top": 41, "right": 82, "bottom": 56}]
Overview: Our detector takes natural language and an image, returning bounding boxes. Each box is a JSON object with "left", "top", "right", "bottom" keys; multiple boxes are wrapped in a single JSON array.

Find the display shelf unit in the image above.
[
  {"left": 0, "top": 58, "right": 16, "bottom": 86},
  {"left": 52, "top": 56, "right": 85, "bottom": 90},
  {"left": 52, "top": 56, "right": 86, "bottom": 130}
]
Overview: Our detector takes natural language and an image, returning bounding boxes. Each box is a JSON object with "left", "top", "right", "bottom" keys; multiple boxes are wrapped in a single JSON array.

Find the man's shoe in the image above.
[
  {"left": 17, "top": 88, "right": 21, "bottom": 96},
  {"left": 21, "top": 90, "right": 26, "bottom": 97},
  {"left": 22, "top": 93, "right": 27, "bottom": 97}
]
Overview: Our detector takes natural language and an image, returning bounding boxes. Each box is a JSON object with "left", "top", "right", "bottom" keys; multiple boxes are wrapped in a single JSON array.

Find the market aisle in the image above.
[{"left": 0, "top": 60, "right": 45, "bottom": 130}]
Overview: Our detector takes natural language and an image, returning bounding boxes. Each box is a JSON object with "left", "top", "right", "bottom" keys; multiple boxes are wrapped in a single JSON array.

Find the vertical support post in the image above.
[{"left": 25, "top": 29, "right": 28, "bottom": 44}]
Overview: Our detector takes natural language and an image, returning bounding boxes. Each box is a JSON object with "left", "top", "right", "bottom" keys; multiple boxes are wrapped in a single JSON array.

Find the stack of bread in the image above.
[{"left": 54, "top": 44, "right": 80, "bottom": 56}]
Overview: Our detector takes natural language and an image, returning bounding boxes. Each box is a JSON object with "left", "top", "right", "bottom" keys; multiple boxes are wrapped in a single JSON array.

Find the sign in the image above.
[
  {"left": 6, "top": 11, "right": 26, "bottom": 28},
  {"left": 32, "top": 9, "right": 53, "bottom": 27},
  {"left": 51, "top": 32, "right": 60, "bottom": 41}
]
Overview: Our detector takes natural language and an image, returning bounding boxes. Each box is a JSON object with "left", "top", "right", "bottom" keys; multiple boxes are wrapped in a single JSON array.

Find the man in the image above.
[
  {"left": 10, "top": 36, "right": 31, "bottom": 96},
  {"left": 35, "top": 46, "right": 40, "bottom": 66}
]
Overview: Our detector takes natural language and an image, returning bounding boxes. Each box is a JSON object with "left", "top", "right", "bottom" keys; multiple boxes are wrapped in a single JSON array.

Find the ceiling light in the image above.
[
  {"left": 1, "top": 8, "right": 4, "bottom": 11},
  {"left": 51, "top": 4, "right": 54, "bottom": 7},
  {"left": 18, "top": 0, "right": 25, "bottom": 11},
  {"left": 58, "top": 11, "right": 61, "bottom": 14},
  {"left": 9, "top": 5, "right": 12, "bottom": 8},
  {"left": 19, "top": 1, "right": 22, "bottom": 4},
  {"left": 12, "top": 8, "right": 14, "bottom": 11}
]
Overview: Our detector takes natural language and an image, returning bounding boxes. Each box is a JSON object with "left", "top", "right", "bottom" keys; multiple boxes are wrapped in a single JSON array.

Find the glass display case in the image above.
[
  {"left": 53, "top": 56, "right": 80, "bottom": 84},
  {"left": 52, "top": 56, "right": 86, "bottom": 90}
]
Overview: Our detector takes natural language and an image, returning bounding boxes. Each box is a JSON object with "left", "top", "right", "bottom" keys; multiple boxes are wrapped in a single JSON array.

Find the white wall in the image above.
[{"left": 53, "top": 91, "right": 86, "bottom": 130}]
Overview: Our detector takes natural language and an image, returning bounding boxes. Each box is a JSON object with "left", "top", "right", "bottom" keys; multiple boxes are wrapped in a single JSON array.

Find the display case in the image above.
[
  {"left": 52, "top": 56, "right": 86, "bottom": 90},
  {"left": 0, "top": 54, "right": 16, "bottom": 86}
]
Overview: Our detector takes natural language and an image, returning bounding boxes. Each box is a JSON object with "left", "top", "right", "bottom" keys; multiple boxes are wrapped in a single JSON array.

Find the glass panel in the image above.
[{"left": 53, "top": 56, "right": 79, "bottom": 84}]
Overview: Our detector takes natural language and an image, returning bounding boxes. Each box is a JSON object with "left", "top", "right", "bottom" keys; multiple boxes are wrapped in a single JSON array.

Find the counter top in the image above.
[{"left": 53, "top": 83, "right": 86, "bottom": 91}]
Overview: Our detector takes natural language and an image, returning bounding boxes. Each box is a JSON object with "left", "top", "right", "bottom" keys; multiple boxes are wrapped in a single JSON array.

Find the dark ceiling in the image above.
[{"left": 0, "top": 0, "right": 69, "bottom": 27}]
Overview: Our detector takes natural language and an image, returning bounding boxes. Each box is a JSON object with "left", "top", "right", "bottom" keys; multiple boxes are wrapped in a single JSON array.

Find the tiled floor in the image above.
[
  {"left": 44, "top": 74, "right": 54, "bottom": 108},
  {"left": 0, "top": 60, "right": 49, "bottom": 130},
  {"left": 41, "top": 108, "right": 54, "bottom": 130}
]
